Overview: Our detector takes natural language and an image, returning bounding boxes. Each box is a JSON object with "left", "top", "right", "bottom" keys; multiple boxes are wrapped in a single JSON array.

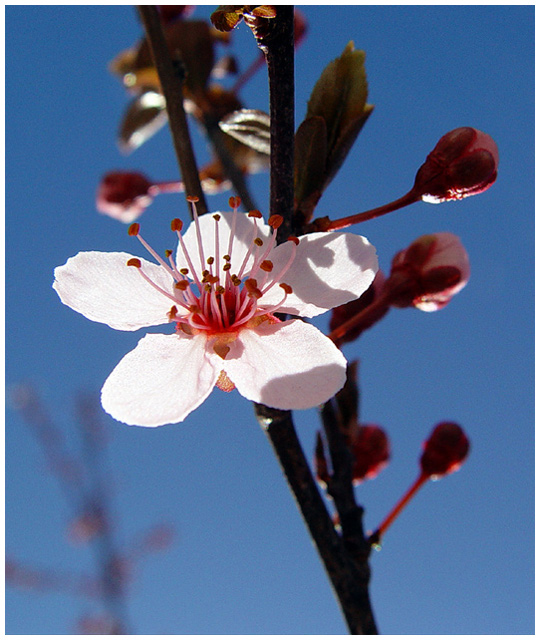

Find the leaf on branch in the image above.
[
  {"left": 294, "top": 116, "right": 327, "bottom": 220},
  {"left": 306, "top": 41, "right": 374, "bottom": 189},
  {"left": 211, "top": 5, "right": 277, "bottom": 32},
  {"left": 118, "top": 91, "right": 167, "bottom": 154},
  {"left": 211, "top": 6, "right": 245, "bottom": 32},
  {"left": 219, "top": 108, "right": 271, "bottom": 155}
]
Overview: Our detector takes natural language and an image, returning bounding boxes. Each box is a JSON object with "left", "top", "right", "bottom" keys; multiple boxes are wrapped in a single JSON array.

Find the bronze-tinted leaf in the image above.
[
  {"left": 294, "top": 116, "right": 327, "bottom": 222},
  {"left": 118, "top": 91, "right": 167, "bottom": 153},
  {"left": 307, "top": 41, "right": 373, "bottom": 188},
  {"left": 211, "top": 6, "right": 245, "bottom": 32},
  {"left": 219, "top": 108, "right": 271, "bottom": 155},
  {"left": 325, "top": 104, "right": 374, "bottom": 187},
  {"left": 250, "top": 6, "right": 277, "bottom": 18}
]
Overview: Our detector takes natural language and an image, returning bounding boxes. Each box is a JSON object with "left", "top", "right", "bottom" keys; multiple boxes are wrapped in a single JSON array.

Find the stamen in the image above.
[
  {"left": 279, "top": 283, "right": 293, "bottom": 294},
  {"left": 260, "top": 260, "right": 273, "bottom": 273},
  {"left": 254, "top": 237, "right": 264, "bottom": 247},
  {"left": 127, "top": 258, "right": 141, "bottom": 268},
  {"left": 229, "top": 196, "right": 241, "bottom": 210},
  {"left": 248, "top": 209, "right": 263, "bottom": 218},
  {"left": 260, "top": 238, "right": 298, "bottom": 295},
  {"left": 268, "top": 214, "right": 283, "bottom": 229},
  {"left": 128, "top": 223, "right": 140, "bottom": 236}
]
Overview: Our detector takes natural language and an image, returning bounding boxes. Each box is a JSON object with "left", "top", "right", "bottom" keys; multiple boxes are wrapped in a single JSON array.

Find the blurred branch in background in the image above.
[{"left": 7, "top": 385, "right": 176, "bottom": 634}]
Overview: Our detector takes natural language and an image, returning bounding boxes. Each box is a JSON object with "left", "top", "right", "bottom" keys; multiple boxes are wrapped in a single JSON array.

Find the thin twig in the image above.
[{"left": 137, "top": 5, "right": 207, "bottom": 217}]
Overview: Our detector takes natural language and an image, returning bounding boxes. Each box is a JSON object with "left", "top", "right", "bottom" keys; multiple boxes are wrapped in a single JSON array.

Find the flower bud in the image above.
[
  {"left": 352, "top": 424, "right": 390, "bottom": 484},
  {"left": 329, "top": 270, "right": 388, "bottom": 343},
  {"left": 385, "top": 232, "right": 470, "bottom": 311},
  {"left": 96, "top": 171, "right": 154, "bottom": 223},
  {"left": 413, "top": 127, "right": 498, "bottom": 203},
  {"left": 420, "top": 422, "right": 470, "bottom": 478}
]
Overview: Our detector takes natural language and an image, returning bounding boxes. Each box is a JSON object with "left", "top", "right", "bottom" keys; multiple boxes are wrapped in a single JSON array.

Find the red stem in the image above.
[
  {"left": 371, "top": 473, "right": 429, "bottom": 544},
  {"left": 327, "top": 190, "right": 420, "bottom": 231}
]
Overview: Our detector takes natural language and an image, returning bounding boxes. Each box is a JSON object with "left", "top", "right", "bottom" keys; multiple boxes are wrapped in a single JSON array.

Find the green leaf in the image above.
[
  {"left": 306, "top": 41, "right": 374, "bottom": 188},
  {"left": 293, "top": 116, "right": 327, "bottom": 222}
]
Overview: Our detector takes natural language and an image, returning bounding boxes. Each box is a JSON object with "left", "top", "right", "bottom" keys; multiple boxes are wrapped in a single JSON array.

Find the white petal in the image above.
[
  {"left": 258, "top": 232, "right": 378, "bottom": 317},
  {"left": 53, "top": 251, "right": 175, "bottom": 331},
  {"left": 101, "top": 333, "right": 220, "bottom": 426},
  {"left": 223, "top": 320, "right": 347, "bottom": 410},
  {"left": 175, "top": 210, "right": 274, "bottom": 278}
]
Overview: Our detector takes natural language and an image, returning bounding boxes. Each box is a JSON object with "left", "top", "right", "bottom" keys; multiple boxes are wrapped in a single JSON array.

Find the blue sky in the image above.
[{"left": 6, "top": 5, "right": 534, "bottom": 634}]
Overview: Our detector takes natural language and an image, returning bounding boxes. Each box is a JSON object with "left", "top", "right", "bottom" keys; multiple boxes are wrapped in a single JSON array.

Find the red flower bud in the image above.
[
  {"left": 420, "top": 422, "right": 470, "bottom": 478},
  {"left": 96, "top": 171, "right": 154, "bottom": 223},
  {"left": 352, "top": 424, "right": 390, "bottom": 484},
  {"left": 413, "top": 127, "right": 498, "bottom": 203},
  {"left": 385, "top": 232, "right": 470, "bottom": 311}
]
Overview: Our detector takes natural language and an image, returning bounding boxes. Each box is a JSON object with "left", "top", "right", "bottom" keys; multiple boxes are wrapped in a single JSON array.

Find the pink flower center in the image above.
[{"left": 127, "top": 199, "right": 297, "bottom": 338}]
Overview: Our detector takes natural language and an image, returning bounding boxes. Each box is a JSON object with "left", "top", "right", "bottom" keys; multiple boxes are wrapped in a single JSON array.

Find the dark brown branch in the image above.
[
  {"left": 255, "top": 405, "right": 378, "bottom": 634},
  {"left": 137, "top": 5, "right": 207, "bottom": 217},
  {"left": 260, "top": 5, "right": 296, "bottom": 241}
]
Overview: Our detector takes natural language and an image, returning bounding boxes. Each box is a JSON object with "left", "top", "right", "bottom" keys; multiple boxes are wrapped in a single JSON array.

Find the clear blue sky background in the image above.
[{"left": 6, "top": 5, "right": 534, "bottom": 635}]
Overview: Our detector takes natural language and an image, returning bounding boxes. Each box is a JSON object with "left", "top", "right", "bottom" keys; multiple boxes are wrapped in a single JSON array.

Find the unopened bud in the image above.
[
  {"left": 352, "top": 424, "right": 390, "bottom": 484},
  {"left": 96, "top": 171, "right": 153, "bottom": 223},
  {"left": 385, "top": 232, "right": 470, "bottom": 311},
  {"left": 413, "top": 127, "right": 498, "bottom": 203},
  {"left": 420, "top": 422, "right": 470, "bottom": 478}
]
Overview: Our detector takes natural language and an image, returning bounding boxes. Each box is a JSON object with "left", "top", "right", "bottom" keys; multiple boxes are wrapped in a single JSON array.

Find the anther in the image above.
[
  {"left": 229, "top": 196, "right": 241, "bottom": 209},
  {"left": 189, "top": 304, "right": 201, "bottom": 313},
  {"left": 213, "top": 214, "right": 221, "bottom": 221},
  {"left": 248, "top": 209, "right": 263, "bottom": 219},
  {"left": 126, "top": 258, "right": 141, "bottom": 268},
  {"left": 207, "top": 257, "right": 215, "bottom": 265},
  {"left": 223, "top": 263, "right": 232, "bottom": 271},
  {"left": 171, "top": 218, "right": 183, "bottom": 232},
  {"left": 245, "top": 278, "right": 262, "bottom": 299},
  {"left": 288, "top": 236, "right": 300, "bottom": 246},
  {"left": 268, "top": 215, "right": 283, "bottom": 229},
  {"left": 175, "top": 281, "right": 189, "bottom": 290},
  {"left": 167, "top": 305, "right": 178, "bottom": 321},
  {"left": 260, "top": 260, "right": 274, "bottom": 272},
  {"left": 128, "top": 223, "right": 140, "bottom": 236},
  {"left": 180, "top": 268, "right": 189, "bottom": 275},
  {"left": 280, "top": 283, "right": 293, "bottom": 294},
  {"left": 216, "top": 285, "right": 225, "bottom": 295},
  {"left": 254, "top": 237, "right": 264, "bottom": 247},
  {"left": 223, "top": 254, "right": 231, "bottom": 261},
  {"left": 186, "top": 195, "right": 199, "bottom": 203},
  {"left": 165, "top": 249, "right": 172, "bottom": 258}
]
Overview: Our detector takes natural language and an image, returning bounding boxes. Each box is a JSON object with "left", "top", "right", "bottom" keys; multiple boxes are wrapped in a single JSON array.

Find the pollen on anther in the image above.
[
  {"left": 280, "top": 282, "right": 293, "bottom": 294},
  {"left": 248, "top": 209, "right": 263, "bottom": 219},
  {"left": 216, "top": 285, "right": 225, "bottom": 295},
  {"left": 126, "top": 258, "right": 141, "bottom": 268},
  {"left": 180, "top": 268, "right": 189, "bottom": 275},
  {"left": 165, "top": 249, "right": 172, "bottom": 258},
  {"left": 171, "top": 218, "right": 183, "bottom": 232},
  {"left": 288, "top": 235, "right": 300, "bottom": 246},
  {"left": 175, "top": 281, "right": 189, "bottom": 290},
  {"left": 213, "top": 214, "right": 221, "bottom": 221},
  {"left": 128, "top": 223, "right": 140, "bottom": 236},
  {"left": 231, "top": 275, "right": 242, "bottom": 286},
  {"left": 245, "top": 278, "right": 262, "bottom": 299},
  {"left": 186, "top": 195, "right": 199, "bottom": 203},
  {"left": 260, "top": 260, "right": 274, "bottom": 272},
  {"left": 207, "top": 257, "right": 215, "bottom": 265},
  {"left": 268, "top": 214, "right": 283, "bottom": 229},
  {"left": 189, "top": 304, "right": 201, "bottom": 313},
  {"left": 167, "top": 305, "right": 178, "bottom": 321},
  {"left": 254, "top": 237, "right": 264, "bottom": 247},
  {"left": 223, "top": 254, "right": 231, "bottom": 261},
  {"left": 229, "top": 196, "right": 241, "bottom": 209},
  {"left": 223, "top": 263, "right": 232, "bottom": 271}
]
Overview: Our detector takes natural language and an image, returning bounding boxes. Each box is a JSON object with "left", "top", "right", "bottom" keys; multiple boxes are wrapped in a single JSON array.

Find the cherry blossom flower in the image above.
[{"left": 53, "top": 202, "right": 378, "bottom": 426}]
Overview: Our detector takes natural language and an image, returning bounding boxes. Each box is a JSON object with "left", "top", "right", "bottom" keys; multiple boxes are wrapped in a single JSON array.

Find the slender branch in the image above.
[
  {"left": 137, "top": 5, "right": 207, "bottom": 217},
  {"left": 262, "top": 5, "right": 296, "bottom": 241}
]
